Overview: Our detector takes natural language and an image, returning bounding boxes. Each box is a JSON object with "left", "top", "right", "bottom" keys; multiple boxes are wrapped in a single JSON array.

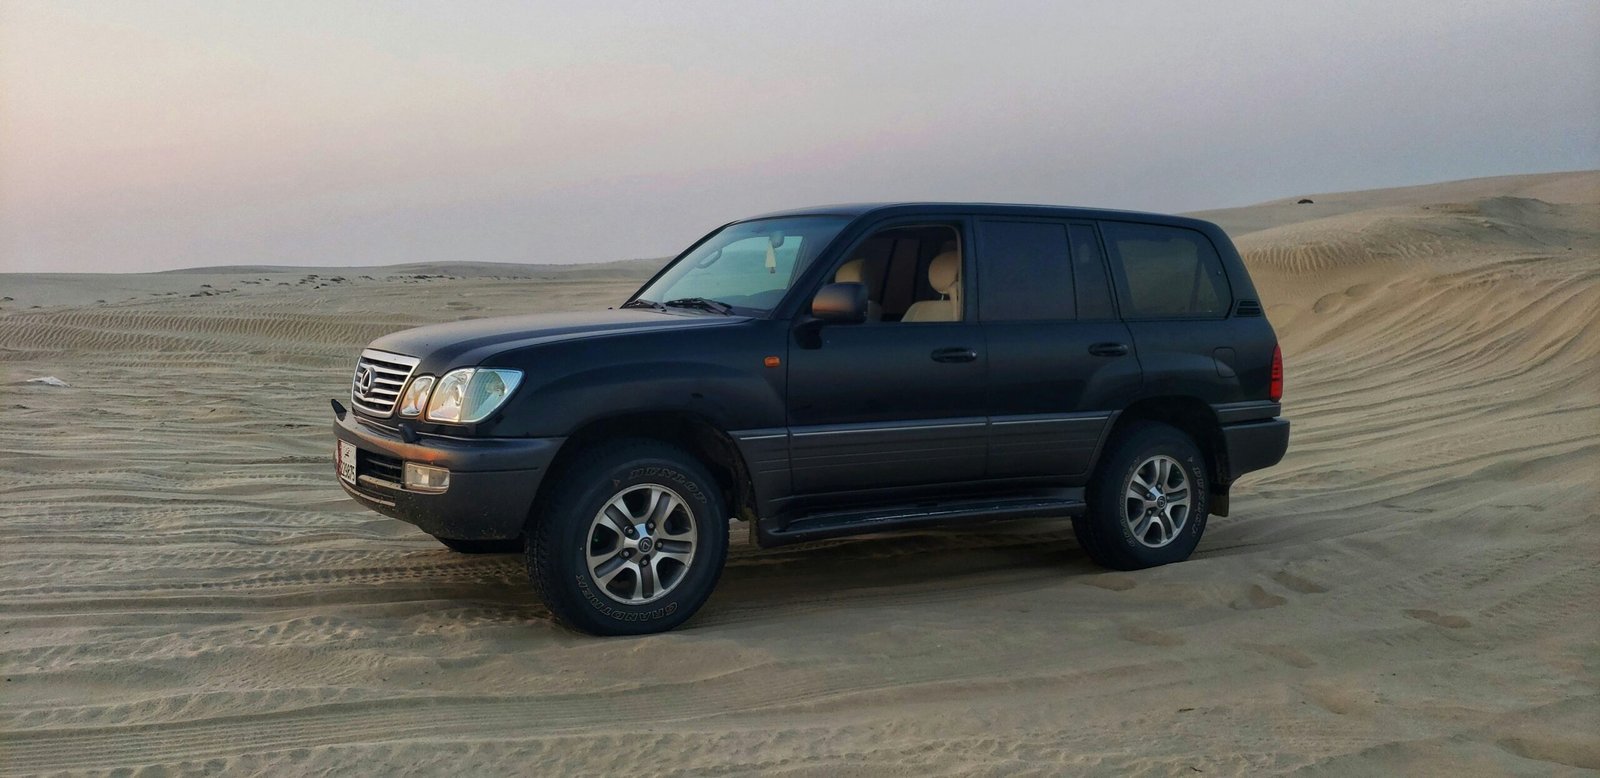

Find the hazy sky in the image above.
[{"left": 2, "top": 1, "right": 1596, "bottom": 273}]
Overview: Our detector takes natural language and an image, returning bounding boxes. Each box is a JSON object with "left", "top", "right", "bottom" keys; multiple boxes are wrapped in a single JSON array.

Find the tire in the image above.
[
  {"left": 525, "top": 439, "right": 729, "bottom": 636},
  {"left": 1074, "top": 421, "right": 1211, "bottom": 571},
  {"left": 434, "top": 537, "right": 522, "bottom": 554}
]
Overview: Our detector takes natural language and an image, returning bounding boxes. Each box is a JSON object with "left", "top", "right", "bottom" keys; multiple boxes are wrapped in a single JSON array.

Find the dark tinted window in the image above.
[
  {"left": 977, "top": 220, "right": 1074, "bottom": 321},
  {"left": 1101, "top": 222, "right": 1231, "bottom": 318},
  {"left": 1068, "top": 224, "right": 1115, "bottom": 319}
]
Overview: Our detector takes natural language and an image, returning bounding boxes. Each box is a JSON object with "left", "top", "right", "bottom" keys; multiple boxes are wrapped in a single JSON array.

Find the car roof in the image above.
[{"left": 742, "top": 202, "right": 1218, "bottom": 230}]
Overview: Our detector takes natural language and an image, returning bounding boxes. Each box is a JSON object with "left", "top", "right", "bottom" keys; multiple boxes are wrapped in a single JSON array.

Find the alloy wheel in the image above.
[
  {"left": 585, "top": 484, "right": 698, "bottom": 604},
  {"left": 1123, "top": 455, "right": 1191, "bottom": 548}
]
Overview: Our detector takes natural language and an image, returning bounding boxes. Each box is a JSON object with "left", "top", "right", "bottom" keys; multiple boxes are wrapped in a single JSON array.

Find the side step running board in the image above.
[{"left": 761, "top": 495, "right": 1086, "bottom": 546}]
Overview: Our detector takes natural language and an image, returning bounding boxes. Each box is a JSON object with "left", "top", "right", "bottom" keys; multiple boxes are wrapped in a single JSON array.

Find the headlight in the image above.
[
  {"left": 424, "top": 368, "right": 523, "bottom": 424},
  {"left": 398, "top": 375, "right": 435, "bottom": 417}
]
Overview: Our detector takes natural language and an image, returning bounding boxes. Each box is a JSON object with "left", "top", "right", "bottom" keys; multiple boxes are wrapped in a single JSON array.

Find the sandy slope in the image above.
[{"left": 1, "top": 172, "right": 1596, "bottom": 775}]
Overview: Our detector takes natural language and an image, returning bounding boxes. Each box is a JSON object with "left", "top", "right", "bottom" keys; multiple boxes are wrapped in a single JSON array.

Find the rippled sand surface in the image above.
[{"left": 2, "top": 172, "right": 1597, "bottom": 775}]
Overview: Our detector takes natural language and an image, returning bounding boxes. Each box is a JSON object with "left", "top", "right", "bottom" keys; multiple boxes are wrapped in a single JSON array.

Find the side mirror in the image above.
[{"left": 810, "top": 282, "right": 867, "bottom": 324}]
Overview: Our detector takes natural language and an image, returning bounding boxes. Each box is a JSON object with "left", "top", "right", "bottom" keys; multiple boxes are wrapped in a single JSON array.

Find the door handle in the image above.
[
  {"left": 1088, "top": 342, "right": 1129, "bottom": 357},
  {"left": 931, "top": 347, "right": 979, "bottom": 363}
]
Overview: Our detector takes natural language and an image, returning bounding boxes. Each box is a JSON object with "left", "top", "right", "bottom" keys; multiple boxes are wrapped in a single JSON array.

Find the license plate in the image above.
[{"left": 337, "top": 440, "right": 357, "bottom": 484}]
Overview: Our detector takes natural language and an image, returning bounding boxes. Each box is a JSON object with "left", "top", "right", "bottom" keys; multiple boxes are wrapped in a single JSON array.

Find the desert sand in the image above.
[{"left": 1, "top": 171, "right": 1596, "bottom": 775}]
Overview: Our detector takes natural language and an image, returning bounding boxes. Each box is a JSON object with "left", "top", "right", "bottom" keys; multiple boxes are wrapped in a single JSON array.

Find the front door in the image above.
[{"left": 785, "top": 220, "right": 988, "bottom": 494}]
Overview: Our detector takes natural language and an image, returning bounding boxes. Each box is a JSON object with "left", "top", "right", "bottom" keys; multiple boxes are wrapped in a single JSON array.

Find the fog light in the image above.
[{"left": 403, "top": 462, "right": 450, "bottom": 493}]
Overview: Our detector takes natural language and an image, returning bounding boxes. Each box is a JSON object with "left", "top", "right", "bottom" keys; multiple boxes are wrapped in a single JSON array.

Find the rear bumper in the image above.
[
  {"left": 1219, "top": 417, "right": 1290, "bottom": 482},
  {"left": 333, "top": 410, "right": 564, "bottom": 540}
]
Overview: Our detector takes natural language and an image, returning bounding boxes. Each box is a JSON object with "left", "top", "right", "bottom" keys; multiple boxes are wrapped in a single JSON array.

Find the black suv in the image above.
[{"left": 333, "top": 203, "right": 1289, "bottom": 635}]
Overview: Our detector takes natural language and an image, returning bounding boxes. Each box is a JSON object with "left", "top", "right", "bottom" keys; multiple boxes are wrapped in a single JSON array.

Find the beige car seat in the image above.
[
  {"left": 900, "top": 247, "right": 962, "bottom": 322},
  {"left": 834, "top": 259, "right": 884, "bottom": 321}
]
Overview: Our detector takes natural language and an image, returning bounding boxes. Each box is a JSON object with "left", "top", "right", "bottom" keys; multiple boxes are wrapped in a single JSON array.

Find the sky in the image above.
[{"left": 2, "top": 1, "right": 1596, "bottom": 273}]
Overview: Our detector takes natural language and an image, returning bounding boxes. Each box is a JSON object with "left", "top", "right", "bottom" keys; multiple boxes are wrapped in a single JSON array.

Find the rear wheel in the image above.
[
  {"left": 434, "top": 537, "right": 522, "bottom": 554},
  {"left": 525, "top": 439, "right": 728, "bottom": 636},
  {"left": 1074, "top": 421, "right": 1210, "bottom": 570}
]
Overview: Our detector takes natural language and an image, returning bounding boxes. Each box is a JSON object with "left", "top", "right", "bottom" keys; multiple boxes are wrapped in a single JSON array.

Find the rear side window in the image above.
[
  {"left": 976, "top": 219, "right": 1074, "bottom": 321},
  {"left": 1068, "top": 224, "right": 1116, "bottom": 320},
  {"left": 1101, "top": 222, "right": 1231, "bottom": 318}
]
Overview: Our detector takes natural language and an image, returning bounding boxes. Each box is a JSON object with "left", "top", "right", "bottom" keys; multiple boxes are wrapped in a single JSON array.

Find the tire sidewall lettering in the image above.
[
  {"left": 626, "top": 465, "right": 705, "bottom": 502},
  {"left": 576, "top": 573, "right": 679, "bottom": 621}
]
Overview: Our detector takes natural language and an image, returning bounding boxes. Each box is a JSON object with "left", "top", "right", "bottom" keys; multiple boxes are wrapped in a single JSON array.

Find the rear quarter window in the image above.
[{"left": 1101, "top": 222, "right": 1231, "bottom": 319}]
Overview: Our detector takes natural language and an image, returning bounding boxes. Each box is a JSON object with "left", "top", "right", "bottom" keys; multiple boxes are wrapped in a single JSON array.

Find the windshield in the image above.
[{"left": 631, "top": 216, "right": 852, "bottom": 316}]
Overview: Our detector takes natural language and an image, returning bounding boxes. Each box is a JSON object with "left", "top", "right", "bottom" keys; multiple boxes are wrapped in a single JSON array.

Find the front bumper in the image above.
[
  {"left": 333, "top": 409, "right": 564, "bottom": 540},
  {"left": 1219, "top": 417, "right": 1290, "bottom": 482}
]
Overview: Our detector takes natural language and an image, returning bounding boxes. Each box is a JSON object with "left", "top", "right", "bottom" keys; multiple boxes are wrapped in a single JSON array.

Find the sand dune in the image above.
[
  {"left": 2, "top": 171, "right": 1597, "bottom": 775},
  {"left": 1191, "top": 169, "right": 1600, "bottom": 237}
]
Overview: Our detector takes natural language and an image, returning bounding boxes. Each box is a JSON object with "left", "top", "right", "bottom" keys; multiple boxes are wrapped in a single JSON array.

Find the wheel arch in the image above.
[
  {"left": 537, "top": 410, "right": 759, "bottom": 527},
  {"left": 1104, "top": 396, "right": 1232, "bottom": 515}
]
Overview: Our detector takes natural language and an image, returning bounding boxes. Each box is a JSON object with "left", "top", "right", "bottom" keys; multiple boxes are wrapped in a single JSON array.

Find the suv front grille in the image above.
[
  {"left": 358, "top": 449, "right": 404, "bottom": 486},
  {"left": 351, "top": 349, "right": 420, "bottom": 417}
]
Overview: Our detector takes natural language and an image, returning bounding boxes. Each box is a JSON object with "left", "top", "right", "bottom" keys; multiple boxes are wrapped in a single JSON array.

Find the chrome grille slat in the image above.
[{"left": 351, "top": 349, "right": 420, "bottom": 417}]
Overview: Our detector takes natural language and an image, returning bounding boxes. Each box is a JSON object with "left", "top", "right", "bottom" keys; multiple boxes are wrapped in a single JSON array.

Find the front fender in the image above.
[
  {"left": 519, "top": 359, "right": 783, "bottom": 436},
  {"left": 475, "top": 321, "right": 790, "bottom": 438}
]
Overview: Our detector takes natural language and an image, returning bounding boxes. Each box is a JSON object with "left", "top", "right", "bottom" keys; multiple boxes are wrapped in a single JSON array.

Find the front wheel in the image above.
[
  {"left": 525, "top": 439, "right": 728, "bottom": 636},
  {"left": 1074, "top": 421, "right": 1211, "bottom": 570}
]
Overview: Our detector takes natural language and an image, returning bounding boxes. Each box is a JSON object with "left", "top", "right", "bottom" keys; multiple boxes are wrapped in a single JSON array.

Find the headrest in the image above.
[
  {"left": 927, "top": 250, "right": 960, "bottom": 294},
  {"left": 835, "top": 259, "right": 867, "bottom": 284}
]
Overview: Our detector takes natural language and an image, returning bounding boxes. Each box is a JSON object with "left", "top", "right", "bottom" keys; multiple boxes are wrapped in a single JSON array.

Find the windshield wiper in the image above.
[
  {"left": 620, "top": 298, "right": 666, "bottom": 311},
  {"left": 663, "top": 297, "right": 735, "bottom": 315}
]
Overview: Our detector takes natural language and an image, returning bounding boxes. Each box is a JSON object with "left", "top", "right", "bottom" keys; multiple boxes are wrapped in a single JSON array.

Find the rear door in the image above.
[
  {"left": 978, "top": 219, "right": 1141, "bottom": 480},
  {"left": 1097, "top": 220, "right": 1237, "bottom": 404}
]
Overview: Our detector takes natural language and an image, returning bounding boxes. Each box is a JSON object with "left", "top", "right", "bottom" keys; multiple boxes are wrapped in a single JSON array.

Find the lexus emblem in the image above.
[{"left": 354, "top": 365, "right": 375, "bottom": 395}]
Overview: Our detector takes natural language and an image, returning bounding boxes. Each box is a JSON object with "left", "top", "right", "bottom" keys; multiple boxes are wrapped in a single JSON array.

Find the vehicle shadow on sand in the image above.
[{"left": 398, "top": 518, "right": 1112, "bottom": 633}]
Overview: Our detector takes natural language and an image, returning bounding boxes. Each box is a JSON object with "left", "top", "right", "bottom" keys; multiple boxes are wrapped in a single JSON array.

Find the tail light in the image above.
[{"left": 1269, "top": 344, "right": 1284, "bottom": 402}]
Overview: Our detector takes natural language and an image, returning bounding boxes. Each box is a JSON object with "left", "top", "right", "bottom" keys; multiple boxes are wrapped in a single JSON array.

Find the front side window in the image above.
[
  {"left": 632, "top": 216, "right": 851, "bottom": 316},
  {"left": 1101, "top": 222, "right": 1231, "bottom": 318},
  {"left": 825, "top": 224, "right": 965, "bottom": 323}
]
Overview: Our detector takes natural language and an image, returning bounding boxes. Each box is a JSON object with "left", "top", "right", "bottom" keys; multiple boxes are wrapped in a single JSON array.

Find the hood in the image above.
[{"left": 367, "top": 309, "right": 745, "bottom": 370}]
